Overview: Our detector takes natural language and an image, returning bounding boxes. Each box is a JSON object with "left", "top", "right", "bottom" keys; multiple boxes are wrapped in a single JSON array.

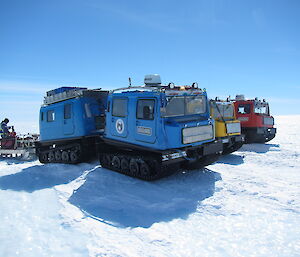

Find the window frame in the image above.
[
  {"left": 211, "top": 103, "right": 234, "bottom": 119},
  {"left": 112, "top": 98, "right": 128, "bottom": 117},
  {"left": 237, "top": 104, "right": 251, "bottom": 115},
  {"left": 136, "top": 99, "right": 155, "bottom": 120},
  {"left": 47, "top": 110, "right": 55, "bottom": 122},
  {"left": 64, "top": 104, "right": 72, "bottom": 119},
  {"left": 254, "top": 104, "right": 269, "bottom": 115},
  {"left": 162, "top": 95, "right": 207, "bottom": 117}
]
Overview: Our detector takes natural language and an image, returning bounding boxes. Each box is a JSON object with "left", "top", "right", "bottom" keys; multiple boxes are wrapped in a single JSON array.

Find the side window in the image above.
[
  {"left": 238, "top": 104, "right": 251, "bottom": 114},
  {"left": 84, "top": 103, "right": 92, "bottom": 118},
  {"left": 64, "top": 104, "right": 72, "bottom": 119},
  {"left": 47, "top": 110, "right": 55, "bottom": 122},
  {"left": 255, "top": 106, "right": 268, "bottom": 115},
  {"left": 40, "top": 112, "right": 44, "bottom": 121},
  {"left": 112, "top": 98, "right": 127, "bottom": 117},
  {"left": 137, "top": 99, "right": 155, "bottom": 120}
]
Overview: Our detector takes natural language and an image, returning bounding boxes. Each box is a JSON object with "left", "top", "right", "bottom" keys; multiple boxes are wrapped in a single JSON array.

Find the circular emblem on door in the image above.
[{"left": 116, "top": 119, "right": 124, "bottom": 134}]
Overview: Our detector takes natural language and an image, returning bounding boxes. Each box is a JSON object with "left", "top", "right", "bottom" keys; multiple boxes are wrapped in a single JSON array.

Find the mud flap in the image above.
[{"left": 203, "top": 140, "right": 223, "bottom": 155}]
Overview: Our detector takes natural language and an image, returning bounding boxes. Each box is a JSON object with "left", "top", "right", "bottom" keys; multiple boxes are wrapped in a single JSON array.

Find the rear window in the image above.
[{"left": 112, "top": 98, "right": 127, "bottom": 117}]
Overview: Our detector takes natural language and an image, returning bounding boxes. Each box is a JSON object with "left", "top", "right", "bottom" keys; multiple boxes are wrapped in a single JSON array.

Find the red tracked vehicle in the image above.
[{"left": 233, "top": 95, "right": 276, "bottom": 143}]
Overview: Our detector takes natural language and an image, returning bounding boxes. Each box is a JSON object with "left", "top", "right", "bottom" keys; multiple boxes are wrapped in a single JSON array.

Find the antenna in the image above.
[{"left": 128, "top": 77, "right": 132, "bottom": 87}]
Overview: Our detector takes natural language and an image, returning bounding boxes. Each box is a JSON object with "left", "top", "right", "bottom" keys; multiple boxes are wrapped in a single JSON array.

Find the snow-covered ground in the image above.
[{"left": 1, "top": 115, "right": 300, "bottom": 257}]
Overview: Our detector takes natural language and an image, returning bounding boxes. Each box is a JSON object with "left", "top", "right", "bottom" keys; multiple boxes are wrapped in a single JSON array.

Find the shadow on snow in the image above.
[
  {"left": 240, "top": 143, "right": 280, "bottom": 154},
  {"left": 0, "top": 158, "right": 37, "bottom": 165},
  {"left": 216, "top": 153, "right": 244, "bottom": 165},
  {"left": 69, "top": 167, "right": 221, "bottom": 228},
  {"left": 0, "top": 161, "right": 221, "bottom": 228},
  {"left": 0, "top": 163, "right": 92, "bottom": 192}
]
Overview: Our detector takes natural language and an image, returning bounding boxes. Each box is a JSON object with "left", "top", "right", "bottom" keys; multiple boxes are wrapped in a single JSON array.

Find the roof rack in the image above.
[
  {"left": 43, "top": 87, "right": 105, "bottom": 105},
  {"left": 111, "top": 85, "right": 166, "bottom": 93},
  {"left": 46, "top": 87, "right": 87, "bottom": 97},
  {"left": 113, "top": 74, "right": 202, "bottom": 94},
  {"left": 112, "top": 83, "right": 203, "bottom": 94}
]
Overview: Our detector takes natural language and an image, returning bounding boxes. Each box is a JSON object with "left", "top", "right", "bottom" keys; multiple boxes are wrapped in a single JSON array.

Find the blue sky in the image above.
[{"left": 0, "top": 0, "right": 299, "bottom": 132}]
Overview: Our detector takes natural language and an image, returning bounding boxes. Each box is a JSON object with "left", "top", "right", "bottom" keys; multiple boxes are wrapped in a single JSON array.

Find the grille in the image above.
[
  {"left": 264, "top": 117, "right": 274, "bottom": 125},
  {"left": 182, "top": 125, "right": 214, "bottom": 144},
  {"left": 226, "top": 122, "right": 241, "bottom": 134}
]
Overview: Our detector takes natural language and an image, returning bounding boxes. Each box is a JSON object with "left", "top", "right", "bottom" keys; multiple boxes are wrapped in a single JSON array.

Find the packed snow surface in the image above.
[{"left": 0, "top": 115, "right": 300, "bottom": 257}]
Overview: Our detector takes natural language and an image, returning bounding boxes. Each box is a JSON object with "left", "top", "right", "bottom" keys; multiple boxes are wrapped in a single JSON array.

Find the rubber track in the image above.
[
  {"left": 222, "top": 142, "right": 244, "bottom": 155},
  {"left": 99, "top": 151, "right": 177, "bottom": 181},
  {"left": 38, "top": 143, "right": 82, "bottom": 164}
]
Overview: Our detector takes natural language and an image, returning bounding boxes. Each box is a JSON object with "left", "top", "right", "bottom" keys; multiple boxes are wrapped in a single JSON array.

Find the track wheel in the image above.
[
  {"left": 101, "top": 154, "right": 111, "bottom": 168},
  {"left": 140, "top": 161, "right": 150, "bottom": 177},
  {"left": 48, "top": 151, "right": 55, "bottom": 162},
  {"left": 61, "top": 151, "right": 69, "bottom": 163},
  {"left": 39, "top": 152, "right": 48, "bottom": 163},
  {"left": 55, "top": 151, "right": 62, "bottom": 162},
  {"left": 70, "top": 150, "right": 80, "bottom": 163},
  {"left": 112, "top": 156, "right": 121, "bottom": 170},
  {"left": 120, "top": 158, "right": 129, "bottom": 172},
  {"left": 129, "top": 159, "right": 139, "bottom": 175}
]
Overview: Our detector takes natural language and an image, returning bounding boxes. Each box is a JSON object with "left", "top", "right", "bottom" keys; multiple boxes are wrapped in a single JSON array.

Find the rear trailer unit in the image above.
[
  {"left": 210, "top": 99, "right": 244, "bottom": 155},
  {"left": 0, "top": 134, "right": 38, "bottom": 160},
  {"left": 36, "top": 87, "right": 108, "bottom": 164},
  {"left": 100, "top": 75, "right": 223, "bottom": 180},
  {"left": 233, "top": 95, "right": 276, "bottom": 143}
]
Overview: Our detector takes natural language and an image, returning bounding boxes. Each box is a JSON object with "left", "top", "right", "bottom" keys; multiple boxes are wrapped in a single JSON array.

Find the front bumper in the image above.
[
  {"left": 162, "top": 140, "right": 223, "bottom": 163},
  {"left": 257, "top": 127, "right": 277, "bottom": 135},
  {"left": 221, "top": 134, "right": 244, "bottom": 144}
]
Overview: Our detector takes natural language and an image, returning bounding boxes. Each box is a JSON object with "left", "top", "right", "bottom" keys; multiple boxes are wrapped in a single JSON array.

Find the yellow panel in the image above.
[
  {"left": 215, "top": 120, "right": 227, "bottom": 138},
  {"left": 210, "top": 102, "right": 241, "bottom": 138}
]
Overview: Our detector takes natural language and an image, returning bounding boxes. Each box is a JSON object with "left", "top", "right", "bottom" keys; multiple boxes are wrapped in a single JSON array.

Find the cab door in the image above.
[
  {"left": 63, "top": 103, "right": 74, "bottom": 135},
  {"left": 111, "top": 98, "right": 128, "bottom": 138},
  {"left": 134, "top": 98, "right": 156, "bottom": 144}
]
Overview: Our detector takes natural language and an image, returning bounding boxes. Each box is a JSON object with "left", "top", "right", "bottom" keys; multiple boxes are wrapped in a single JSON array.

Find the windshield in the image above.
[
  {"left": 162, "top": 95, "right": 206, "bottom": 117},
  {"left": 254, "top": 103, "right": 269, "bottom": 115},
  {"left": 211, "top": 103, "right": 234, "bottom": 119}
]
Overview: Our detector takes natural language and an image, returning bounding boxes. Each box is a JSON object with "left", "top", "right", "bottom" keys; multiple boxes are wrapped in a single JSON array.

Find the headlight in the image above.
[{"left": 182, "top": 125, "right": 214, "bottom": 144}]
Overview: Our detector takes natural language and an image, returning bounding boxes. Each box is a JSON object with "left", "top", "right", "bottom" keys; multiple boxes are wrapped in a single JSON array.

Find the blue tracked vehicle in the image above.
[
  {"left": 100, "top": 75, "right": 222, "bottom": 180},
  {"left": 36, "top": 75, "right": 223, "bottom": 180},
  {"left": 35, "top": 87, "right": 108, "bottom": 163}
]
